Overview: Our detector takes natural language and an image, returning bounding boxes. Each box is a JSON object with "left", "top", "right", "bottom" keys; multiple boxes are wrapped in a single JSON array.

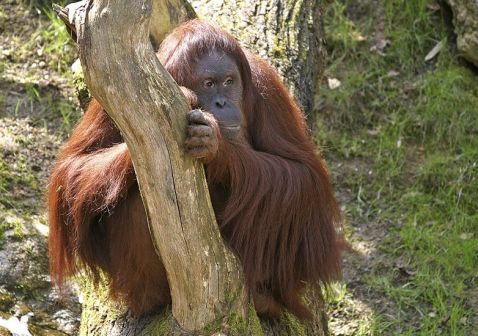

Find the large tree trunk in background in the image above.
[
  {"left": 190, "top": 0, "right": 330, "bottom": 122},
  {"left": 61, "top": 0, "right": 331, "bottom": 335},
  {"left": 445, "top": 0, "right": 478, "bottom": 67}
]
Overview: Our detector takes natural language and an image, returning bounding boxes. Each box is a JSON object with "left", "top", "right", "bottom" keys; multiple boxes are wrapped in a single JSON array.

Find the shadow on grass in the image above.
[{"left": 0, "top": 78, "right": 81, "bottom": 136}]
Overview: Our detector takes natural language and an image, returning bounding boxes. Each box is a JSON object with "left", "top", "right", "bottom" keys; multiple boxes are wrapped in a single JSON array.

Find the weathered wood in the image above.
[
  {"left": 73, "top": 0, "right": 246, "bottom": 331},
  {"left": 149, "top": 0, "right": 196, "bottom": 47},
  {"left": 189, "top": 0, "right": 331, "bottom": 120},
  {"left": 56, "top": 0, "right": 196, "bottom": 44}
]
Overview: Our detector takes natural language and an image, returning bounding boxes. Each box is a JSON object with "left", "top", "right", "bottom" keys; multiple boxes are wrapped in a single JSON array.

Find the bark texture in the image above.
[
  {"left": 149, "top": 0, "right": 196, "bottom": 47},
  {"left": 72, "top": 0, "right": 245, "bottom": 332},
  {"left": 445, "top": 0, "right": 478, "bottom": 66},
  {"left": 190, "top": 0, "right": 331, "bottom": 119}
]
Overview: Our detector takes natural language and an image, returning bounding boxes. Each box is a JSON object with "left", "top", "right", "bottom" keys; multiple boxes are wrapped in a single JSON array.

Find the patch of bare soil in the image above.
[{"left": 325, "top": 156, "right": 413, "bottom": 335}]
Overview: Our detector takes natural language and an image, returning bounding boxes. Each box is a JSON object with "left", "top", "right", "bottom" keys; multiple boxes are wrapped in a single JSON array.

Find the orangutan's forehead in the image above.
[{"left": 194, "top": 50, "right": 239, "bottom": 77}]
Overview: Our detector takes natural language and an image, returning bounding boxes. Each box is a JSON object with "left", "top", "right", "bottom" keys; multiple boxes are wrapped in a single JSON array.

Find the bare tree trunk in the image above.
[{"left": 59, "top": 0, "right": 332, "bottom": 334}]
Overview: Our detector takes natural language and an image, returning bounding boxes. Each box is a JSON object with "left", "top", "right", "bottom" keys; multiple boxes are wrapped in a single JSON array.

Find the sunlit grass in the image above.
[{"left": 322, "top": 0, "right": 478, "bottom": 334}]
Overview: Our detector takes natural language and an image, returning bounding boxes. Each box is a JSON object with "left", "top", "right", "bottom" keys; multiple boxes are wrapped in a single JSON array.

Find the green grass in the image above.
[
  {"left": 8, "top": 82, "right": 80, "bottom": 136},
  {"left": 0, "top": 154, "right": 32, "bottom": 246},
  {"left": 1, "top": 1, "right": 80, "bottom": 130},
  {"left": 0, "top": 1, "right": 79, "bottom": 248},
  {"left": 40, "top": 7, "right": 76, "bottom": 74},
  {"left": 321, "top": 0, "right": 478, "bottom": 335},
  {"left": 6, "top": 3, "right": 76, "bottom": 76}
]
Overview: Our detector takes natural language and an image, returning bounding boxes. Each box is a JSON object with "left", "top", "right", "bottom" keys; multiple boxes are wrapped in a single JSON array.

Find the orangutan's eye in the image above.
[
  {"left": 203, "top": 79, "right": 214, "bottom": 88},
  {"left": 224, "top": 77, "right": 233, "bottom": 86}
]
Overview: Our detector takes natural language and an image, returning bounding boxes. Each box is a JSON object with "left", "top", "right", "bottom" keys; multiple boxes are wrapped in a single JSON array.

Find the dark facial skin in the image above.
[
  {"left": 191, "top": 50, "right": 244, "bottom": 138},
  {"left": 184, "top": 50, "right": 244, "bottom": 162}
]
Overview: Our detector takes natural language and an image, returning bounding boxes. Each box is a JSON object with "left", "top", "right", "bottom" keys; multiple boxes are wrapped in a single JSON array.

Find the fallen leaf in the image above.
[
  {"left": 370, "top": 38, "right": 391, "bottom": 56},
  {"left": 459, "top": 233, "right": 473, "bottom": 240},
  {"left": 425, "top": 41, "right": 444, "bottom": 62},
  {"left": 328, "top": 78, "right": 341, "bottom": 90},
  {"left": 387, "top": 70, "right": 400, "bottom": 77},
  {"left": 352, "top": 32, "right": 366, "bottom": 42}
]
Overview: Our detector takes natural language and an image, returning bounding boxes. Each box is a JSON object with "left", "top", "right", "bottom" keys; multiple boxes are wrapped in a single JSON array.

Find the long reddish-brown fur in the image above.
[{"left": 48, "top": 19, "right": 342, "bottom": 319}]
